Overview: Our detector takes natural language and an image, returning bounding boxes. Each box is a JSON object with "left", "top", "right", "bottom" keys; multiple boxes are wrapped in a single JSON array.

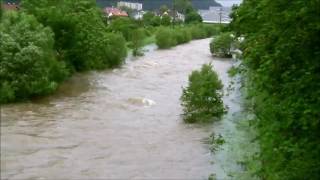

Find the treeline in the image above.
[
  {"left": 156, "top": 24, "right": 221, "bottom": 49},
  {"left": 230, "top": 0, "right": 320, "bottom": 179},
  {"left": 0, "top": 0, "right": 127, "bottom": 103},
  {"left": 0, "top": 0, "right": 220, "bottom": 103}
]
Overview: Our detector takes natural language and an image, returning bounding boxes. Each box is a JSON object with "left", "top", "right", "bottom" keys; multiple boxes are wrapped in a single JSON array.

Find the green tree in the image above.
[
  {"left": 155, "top": 27, "right": 177, "bottom": 49},
  {"left": 159, "top": 5, "right": 169, "bottom": 14},
  {"left": 161, "top": 14, "right": 171, "bottom": 26},
  {"left": 21, "top": 0, "right": 127, "bottom": 71},
  {"left": 151, "top": 15, "right": 161, "bottom": 26},
  {"left": 142, "top": 11, "right": 155, "bottom": 26},
  {"left": 185, "top": 11, "right": 202, "bottom": 24},
  {"left": 181, "top": 64, "right": 225, "bottom": 123},
  {"left": 175, "top": 0, "right": 193, "bottom": 14},
  {"left": 230, "top": 0, "right": 320, "bottom": 179},
  {"left": 210, "top": 32, "right": 233, "bottom": 58},
  {"left": 108, "top": 17, "right": 138, "bottom": 41},
  {"left": 0, "top": 11, "right": 68, "bottom": 103},
  {"left": 131, "top": 28, "right": 145, "bottom": 56}
]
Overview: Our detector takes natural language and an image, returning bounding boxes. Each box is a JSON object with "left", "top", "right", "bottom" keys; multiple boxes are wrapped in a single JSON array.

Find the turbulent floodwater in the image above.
[{"left": 1, "top": 39, "right": 234, "bottom": 179}]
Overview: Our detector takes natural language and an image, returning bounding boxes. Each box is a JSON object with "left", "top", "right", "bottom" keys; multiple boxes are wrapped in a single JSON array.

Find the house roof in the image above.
[
  {"left": 104, "top": 7, "right": 128, "bottom": 17},
  {"left": 2, "top": 3, "right": 20, "bottom": 11}
]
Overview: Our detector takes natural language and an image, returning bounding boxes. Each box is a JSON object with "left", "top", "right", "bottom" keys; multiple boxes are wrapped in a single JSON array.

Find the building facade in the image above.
[{"left": 117, "top": 1, "right": 143, "bottom": 11}]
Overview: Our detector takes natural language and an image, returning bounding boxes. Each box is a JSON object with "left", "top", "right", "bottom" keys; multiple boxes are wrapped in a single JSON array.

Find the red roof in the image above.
[
  {"left": 2, "top": 3, "right": 19, "bottom": 11},
  {"left": 104, "top": 7, "right": 128, "bottom": 17}
]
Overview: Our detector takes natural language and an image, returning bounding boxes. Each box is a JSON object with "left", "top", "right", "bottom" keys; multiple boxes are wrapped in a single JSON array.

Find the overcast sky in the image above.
[{"left": 216, "top": 0, "right": 242, "bottom": 7}]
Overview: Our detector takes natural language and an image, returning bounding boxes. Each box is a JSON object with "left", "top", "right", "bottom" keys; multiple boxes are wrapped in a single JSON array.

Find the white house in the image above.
[{"left": 117, "top": 1, "right": 143, "bottom": 11}]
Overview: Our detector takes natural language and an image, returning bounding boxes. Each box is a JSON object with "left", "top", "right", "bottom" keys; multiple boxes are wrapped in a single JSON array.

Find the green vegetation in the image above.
[
  {"left": 181, "top": 64, "right": 225, "bottom": 123},
  {"left": 230, "top": 0, "right": 320, "bottom": 179},
  {"left": 21, "top": 0, "right": 127, "bottom": 71},
  {"left": 142, "top": 11, "right": 155, "bottom": 27},
  {"left": 185, "top": 11, "right": 203, "bottom": 24},
  {"left": 155, "top": 27, "right": 177, "bottom": 49},
  {"left": 0, "top": 12, "right": 68, "bottom": 103},
  {"left": 160, "top": 14, "right": 171, "bottom": 26},
  {"left": 156, "top": 24, "right": 220, "bottom": 49},
  {"left": 0, "top": 0, "right": 219, "bottom": 103},
  {"left": 131, "top": 28, "right": 146, "bottom": 56},
  {"left": 189, "top": 25, "right": 207, "bottom": 39},
  {"left": 174, "top": 28, "right": 192, "bottom": 44},
  {"left": 108, "top": 17, "right": 138, "bottom": 41},
  {"left": 0, "top": 0, "right": 127, "bottom": 103},
  {"left": 210, "top": 32, "right": 233, "bottom": 58}
]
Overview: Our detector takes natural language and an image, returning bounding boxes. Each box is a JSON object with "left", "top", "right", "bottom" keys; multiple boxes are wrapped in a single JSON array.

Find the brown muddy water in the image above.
[{"left": 1, "top": 39, "right": 233, "bottom": 179}]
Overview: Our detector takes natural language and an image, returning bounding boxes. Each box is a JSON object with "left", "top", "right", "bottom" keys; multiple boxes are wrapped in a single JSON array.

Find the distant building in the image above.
[
  {"left": 199, "top": 6, "right": 232, "bottom": 24},
  {"left": 104, "top": 7, "right": 128, "bottom": 18},
  {"left": 132, "top": 11, "right": 145, "bottom": 20},
  {"left": 2, "top": 2, "right": 19, "bottom": 11},
  {"left": 157, "top": 10, "right": 185, "bottom": 22},
  {"left": 117, "top": 1, "right": 143, "bottom": 11}
]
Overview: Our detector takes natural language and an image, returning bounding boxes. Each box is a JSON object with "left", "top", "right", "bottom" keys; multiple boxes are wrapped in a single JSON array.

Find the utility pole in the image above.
[{"left": 219, "top": 7, "right": 222, "bottom": 24}]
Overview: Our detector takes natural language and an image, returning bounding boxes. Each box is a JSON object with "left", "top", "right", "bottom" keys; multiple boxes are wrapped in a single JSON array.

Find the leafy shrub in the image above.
[
  {"left": 0, "top": 12, "right": 68, "bottom": 103},
  {"left": 155, "top": 27, "right": 177, "bottom": 49},
  {"left": 143, "top": 11, "right": 155, "bottom": 26},
  {"left": 108, "top": 17, "right": 138, "bottom": 41},
  {"left": 131, "top": 28, "right": 146, "bottom": 56},
  {"left": 203, "top": 24, "right": 222, "bottom": 37},
  {"left": 151, "top": 16, "right": 161, "bottom": 27},
  {"left": 210, "top": 32, "right": 233, "bottom": 58},
  {"left": 189, "top": 25, "right": 207, "bottom": 39},
  {"left": 181, "top": 64, "right": 225, "bottom": 123},
  {"left": 185, "top": 11, "right": 203, "bottom": 24},
  {"left": 161, "top": 14, "right": 171, "bottom": 26},
  {"left": 102, "top": 33, "right": 127, "bottom": 67},
  {"left": 174, "top": 28, "right": 192, "bottom": 44}
]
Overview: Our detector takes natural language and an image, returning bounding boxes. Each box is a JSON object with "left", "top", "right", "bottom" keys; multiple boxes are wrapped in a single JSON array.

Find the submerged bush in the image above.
[
  {"left": 155, "top": 27, "right": 177, "bottom": 49},
  {"left": 189, "top": 25, "right": 207, "bottom": 39},
  {"left": 203, "top": 24, "right": 222, "bottom": 37},
  {"left": 0, "top": 12, "right": 68, "bottom": 103},
  {"left": 210, "top": 32, "right": 234, "bottom": 58},
  {"left": 131, "top": 28, "right": 145, "bottom": 56},
  {"left": 181, "top": 64, "right": 225, "bottom": 123},
  {"left": 174, "top": 28, "right": 192, "bottom": 44}
]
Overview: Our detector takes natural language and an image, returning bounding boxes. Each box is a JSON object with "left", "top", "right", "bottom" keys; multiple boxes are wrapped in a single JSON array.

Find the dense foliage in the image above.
[
  {"left": 131, "top": 28, "right": 146, "bottom": 56},
  {"left": 181, "top": 64, "right": 225, "bottom": 123},
  {"left": 108, "top": 17, "right": 138, "bottom": 41},
  {"left": 185, "top": 11, "right": 202, "bottom": 24},
  {"left": 210, "top": 32, "right": 233, "bottom": 58},
  {"left": 160, "top": 14, "right": 171, "bottom": 26},
  {"left": 230, "top": 0, "right": 320, "bottom": 179},
  {"left": 21, "top": 0, "right": 127, "bottom": 71},
  {"left": 174, "top": 28, "right": 192, "bottom": 44},
  {"left": 0, "top": 12, "right": 68, "bottom": 103},
  {"left": 189, "top": 24, "right": 207, "bottom": 39},
  {"left": 156, "top": 24, "right": 220, "bottom": 49},
  {"left": 155, "top": 27, "right": 177, "bottom": 49}
]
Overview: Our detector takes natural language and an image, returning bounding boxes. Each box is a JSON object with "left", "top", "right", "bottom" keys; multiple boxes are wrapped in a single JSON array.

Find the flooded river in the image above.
[{"left": 1, "top": 39, "right": 234, "bottom": 179}]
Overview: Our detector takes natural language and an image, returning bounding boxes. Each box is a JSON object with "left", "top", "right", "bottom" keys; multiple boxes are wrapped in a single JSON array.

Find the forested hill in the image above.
[{"left": 96, "top": 0, "right": 221, "bottom": 10}]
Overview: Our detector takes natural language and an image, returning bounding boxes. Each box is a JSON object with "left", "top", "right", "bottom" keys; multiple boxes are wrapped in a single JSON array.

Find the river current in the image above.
[{"left": 1, "top": 39, "right": 235, "bottom": 179}]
